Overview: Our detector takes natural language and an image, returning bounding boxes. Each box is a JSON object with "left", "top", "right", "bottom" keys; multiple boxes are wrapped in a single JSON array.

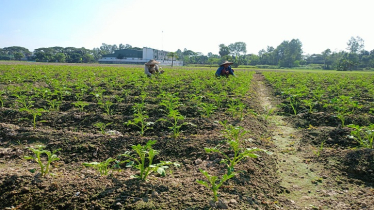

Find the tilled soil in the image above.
[
  {"left": 0, "top": 72, "right": 279, "bottom": 210},
  {"left": 1, "top": 71, "right": 373, "bottom": 210}
]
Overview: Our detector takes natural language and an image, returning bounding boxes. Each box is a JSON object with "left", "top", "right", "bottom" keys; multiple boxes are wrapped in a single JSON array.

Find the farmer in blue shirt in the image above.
[{"left": 215, "top": 61, "right": 236, "bottom": 77}]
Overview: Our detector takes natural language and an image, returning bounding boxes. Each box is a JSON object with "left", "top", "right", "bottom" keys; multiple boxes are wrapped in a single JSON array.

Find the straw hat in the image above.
[
  {"left": 145, "top": 59, "right": 160, "bottom": 66},
  {"left": 220, "top": 61, "right": 234, "bottom": 66}
]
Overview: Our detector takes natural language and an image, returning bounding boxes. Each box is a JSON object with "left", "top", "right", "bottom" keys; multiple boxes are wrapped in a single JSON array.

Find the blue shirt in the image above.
[{"left": 215, "top": 65, "right": 235, "bottom": 77}]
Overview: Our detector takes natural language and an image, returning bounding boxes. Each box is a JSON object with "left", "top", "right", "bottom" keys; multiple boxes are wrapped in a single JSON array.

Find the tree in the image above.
[
  {"left": 208, "top": 57, "right": 220, "bottom": 67},
  {"left": 228, "top": 42, "right": 247, "bottom": 57},
  {"left": 54, "top": 53, "right": 66, "bottom": 62},
  {"left": 92, "top": 48, "right": 103, "bottom": 61},
  {"left": 346, "top": 36, "right": 364, "bottom": 54},
  {"left": 67, "top": 53, "right": 82, "bottom": 63},
  {"left": 14, "top": 52, "right": 24, "bottom": 60},
  {"left": 167, "top": 52, "right": 178, "bottom": 67},
  {"left": 218, "top": 44, "right": 230, "bottom": 57},
  {"left": 124, "top": 44, "right": 132, "bottom": 49},
  {"left": 82, "top": 54, "right": 95, "bottom": 63},
  {"left": 246, "top": 54, "right": 260, "bottom": 65},
  {"left": 275, "top": 39, "right": 303, "bottom": 68},
  {"left": 321, "top": 49, "right": 331, "bottom": 69}
]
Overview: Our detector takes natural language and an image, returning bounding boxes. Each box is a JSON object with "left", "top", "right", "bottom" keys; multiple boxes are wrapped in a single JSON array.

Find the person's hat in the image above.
[
  {"left": 145, "top": 59, "right": 160, "bottom": 66},
  {"left": 220, "top": 61, "right": 234, "bottom": 66}
]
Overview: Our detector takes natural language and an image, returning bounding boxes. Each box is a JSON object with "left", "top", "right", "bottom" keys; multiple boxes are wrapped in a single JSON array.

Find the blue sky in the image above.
[{"left": 1, "top": 0, "right": 373, "bottom": 55}]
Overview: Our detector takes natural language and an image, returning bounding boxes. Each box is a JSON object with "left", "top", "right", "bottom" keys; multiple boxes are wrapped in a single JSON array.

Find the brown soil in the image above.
[{"left": 0, "top": 71, "right": 373, "bottom": 210}]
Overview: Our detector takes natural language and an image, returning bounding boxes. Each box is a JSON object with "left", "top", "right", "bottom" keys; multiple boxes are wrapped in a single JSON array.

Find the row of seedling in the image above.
[{"left": 24, "top": 121, "right": 271, "bottom": 202}]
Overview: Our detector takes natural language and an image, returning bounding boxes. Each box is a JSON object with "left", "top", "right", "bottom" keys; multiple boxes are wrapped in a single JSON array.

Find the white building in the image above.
[{"left": 98, "top": 47, "right": 183, "bottom": 66}]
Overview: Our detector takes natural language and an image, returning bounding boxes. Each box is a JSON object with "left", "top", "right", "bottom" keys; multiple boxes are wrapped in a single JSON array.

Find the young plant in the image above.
[
  {"left": 205, "top": 143, "right": 269, "bottom": 175},
  {"left": 347, "top": 124, "right": 374, "bottom": 149},
  {"left": 226, "top": 99, "right": 246, "bottom": 120},
  {"left": 98, "top": 99, "right": 114, "bottom": 115},
  {"left": 20, "top": 108, "right": 48, "bottom": 129},
  {"left": 121, "top": 89, "right": 131, "bottom": 103},
  {"left": 206, "top": 121, "right": 272, "bottom": 175},
  {"left": 0, "top": 90, "right": 5, "bottom": 107},
  {"left": 198, "top": 102, "right": 217, "bottom": 118},
  {"left": 94, "top": 122, "right": 113, "bottom": 134},
  {"left": 72, "top": 101, "right": 89, "bottom": 112},
  {"left": 287, "top": 95, "right": 300, "bottom": 115},
  {"left": 313, "top": 141, "right": 324, "bottom": 157},
  {"left": 13, "top": 94, "right": 34, "bottom": 109},
  {"left": 114, "top": 95, "right": 124, "bottom": 103},
  {"left": 119, "top": 140, "right": 179, "bottom": 181},
  {"left": 159, "top": 92, "right": 181, "bottom": 113},
  {"left": 301, "top": 98, "right": 316, "bottom": 113},
  {"left": 219, "top": 120, "right": 247, "bottom": 142},
  {"left": 263, "top": 106, "right": 276, "bottom": 121},
  {"left": 24, "top": 145, "right": 61, "bottom": 176},
  {"left": 90, "top": 87, "right": 105, "bottom": 102},
  {"left": 208, "top": 92, "right": 225, "bottom": 108},
  {"left": 125, "top": 103, "right": 153, "bottom": 136},
  {"left": 82, "top": 158, "right": 117, "bottom": 176},
  {"left": 159, "top": 109, "right": 191, "bottom": 139},
  {"left": 46, "top": 99, "right": 62, "bottom": 111},
  {"left": 196, "top": 169, "right": 236, "bottom": 202}
]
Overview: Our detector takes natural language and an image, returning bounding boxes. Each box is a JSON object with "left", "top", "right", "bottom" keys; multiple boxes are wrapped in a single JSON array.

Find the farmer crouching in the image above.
[
  {"left": 215, "top": 61, "right": 236, "bottom": 78},
  {"left": 144, "top": 59, "right": 164, "bottom": 77}
]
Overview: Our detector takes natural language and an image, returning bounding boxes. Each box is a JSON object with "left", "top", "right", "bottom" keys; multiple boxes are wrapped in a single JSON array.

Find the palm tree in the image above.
[{"left": 167, "top": 52, "right": 178, "bottom": 67}]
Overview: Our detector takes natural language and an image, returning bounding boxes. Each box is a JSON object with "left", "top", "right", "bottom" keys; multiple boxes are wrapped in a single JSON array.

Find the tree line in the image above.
[
  {"left": 0, "top": 44, "right": 140, "bottom": 63},
  {"left": 1, "top": 36, "right": 373, "bottom": 70}
]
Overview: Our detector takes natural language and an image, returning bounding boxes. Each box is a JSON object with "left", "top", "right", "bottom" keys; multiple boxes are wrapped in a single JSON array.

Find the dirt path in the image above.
[{"left": 253, "top": 73, "right": 366, "bottom": 210}]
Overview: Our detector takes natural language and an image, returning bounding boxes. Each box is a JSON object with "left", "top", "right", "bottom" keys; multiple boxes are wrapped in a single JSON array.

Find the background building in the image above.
[{"left": 98, "top": 47, "right": 183, "bottom": 66}]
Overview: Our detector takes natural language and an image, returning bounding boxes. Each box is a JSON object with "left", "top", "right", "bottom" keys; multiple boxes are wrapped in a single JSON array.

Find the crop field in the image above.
[{"left": 0, "top": 62, "right": 373, "bottom": 209}]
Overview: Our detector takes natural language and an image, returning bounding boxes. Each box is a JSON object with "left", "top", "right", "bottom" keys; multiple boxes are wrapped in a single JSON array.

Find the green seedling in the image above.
[
  {"left": 347, "top": 124, "right": 374, "bottom": 149},
  {"left": 219, "top": 120, "right": 247, "bottom": 142},
  {"left": 159, "top": 109, "right": 192, "bottom": 139},
  {"left": 83, "top": 158, "right": 117, "bottom": 176},
  {"left": 159, "top": 92, "right": 181, "bottom": 113},
  {"left": 301, "top": 99, "right": 316, "bottom": 113},
  {"left": 39, "top": 88, "right": 52, "bottom": 100},
  {"left": 196, "top": 169, "right": 236, "bottom": 202},
  {"left": 313, "top": 141, "right": 324, "bottom": 157},
  {"left": 205, "top": 144, "right": 269, "bottom": 175},
  {"left": 208, "top": 92, "right": 225, "bottom": 108},
  {"left": 13, "top": 94, "right": 34, "bottom": 109},
  {"left": 287, "top": 95, "right": 300, "bottom": 115},
  {"left": 114, "top": 95, "right": 124, "bottom": 103},
  {"left": 72, "top": 101, "right": 89, "bottom": 112},
  {"left": 46, "top": 99, "right": 62, "bottom": 111},
  {"left": 0, "top": 90, "right": 5, "bottom": 107},
  {"left": 20, "top": 108, "right": 48, "bottom": 129},
  {"left": 24, "top": 145, "right": 61, "bottom": 176},
  {"left": 198, "top": 102, "right": 217, "bottom": 118},
  {"left": 326, "top": 96, "right": 361, "bottom": 127},
  {"left": 94, "top": 122, "right": 113, "bottom": 134},
  {"left": 119, "top": 140, "right": 180, "bottom": 181},
  {"left": 226, "top": 99, "right": 246, "bottom": 120},
  {"left": 121, "top": 89, "right": 131, "bottom": 103},
  {"left": 98, "top": 100, "right": 113, "bottom": 115},
  {"left": 90, "top": 87, "right": 105, "bottom": 102},
  {"left": 263, "top": 106, "right": 276, "bottom": 121},
  {"left": 125, "top": 103, "right": 153, "bottom": 136},
  {"left": 207, "top": 121, "right": 272, "bottom": 175},
  {"left": 55, "top": 87, "right": 72, "bottom": 101}
]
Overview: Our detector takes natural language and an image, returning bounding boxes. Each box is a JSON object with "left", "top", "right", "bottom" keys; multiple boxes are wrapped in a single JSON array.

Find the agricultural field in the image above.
[{"left": 0, "top": 62, "right": 373, "bottom": 209}]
